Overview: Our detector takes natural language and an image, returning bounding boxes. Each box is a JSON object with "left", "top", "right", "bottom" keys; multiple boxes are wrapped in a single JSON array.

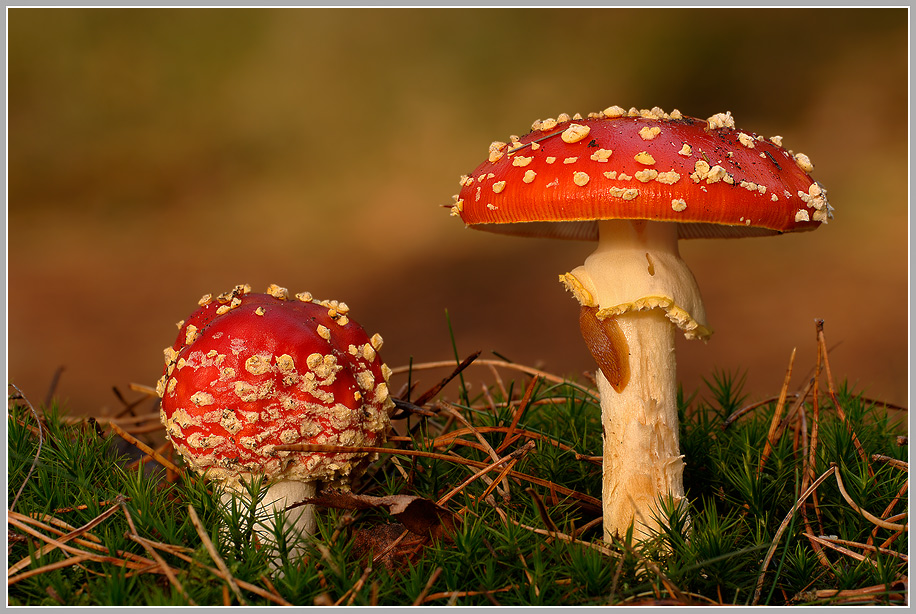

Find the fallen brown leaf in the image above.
[{"left": 302, "top": 490, "right": 458, "bottom": 541}]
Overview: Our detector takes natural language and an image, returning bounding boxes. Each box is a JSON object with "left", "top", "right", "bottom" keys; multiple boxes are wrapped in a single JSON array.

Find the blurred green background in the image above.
[{"left": 8, "top": 7, "right": 909, "bottom": 415}]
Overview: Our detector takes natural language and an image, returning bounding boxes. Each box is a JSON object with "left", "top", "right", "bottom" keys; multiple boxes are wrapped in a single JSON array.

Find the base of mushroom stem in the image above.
[
  {"left": 596, "top": 308, "right": 687, "bottom": 544},
  {"left": 220, "top": 479, "right": 317, "bottom": 563}
]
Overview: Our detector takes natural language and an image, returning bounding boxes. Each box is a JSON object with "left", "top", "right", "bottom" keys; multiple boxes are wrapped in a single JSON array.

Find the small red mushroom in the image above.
[
  {"left": 449, "top": 106, "right": 832, "bottom": 542},
  {"left": 158, "top": 283, "right": 393, "bottom": 558}
]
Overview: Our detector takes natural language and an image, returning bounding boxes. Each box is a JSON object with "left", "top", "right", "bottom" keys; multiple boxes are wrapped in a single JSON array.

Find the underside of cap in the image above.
[
  {"left": 451, "top": 107, "right": 832, "bottom": 240},
  {"left": 467, "top": 219, "right": 811, "bottom": 240}
]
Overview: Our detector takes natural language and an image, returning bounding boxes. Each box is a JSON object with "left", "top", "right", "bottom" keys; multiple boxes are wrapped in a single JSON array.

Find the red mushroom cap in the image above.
[
  {"left": 451, "top": 107, "right": 831, "bottom": 240},
  {"left": 158, "top": 284, "right": 393, "bottom": 489}
]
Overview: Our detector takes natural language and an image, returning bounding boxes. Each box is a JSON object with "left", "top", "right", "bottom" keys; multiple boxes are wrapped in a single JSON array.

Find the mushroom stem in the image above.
[
  {"left": 596, "top": 310, "right": 684, "bottom": 542},
  {"left": 221, "top": 479, "right": 317, "bottom": 565},
  {"left": 562, "top": 219, "right": 706, "bottom": 542}
]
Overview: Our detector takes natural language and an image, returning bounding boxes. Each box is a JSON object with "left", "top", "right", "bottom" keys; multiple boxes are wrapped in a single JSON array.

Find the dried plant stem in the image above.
[
  {"left": 22, "top": 513, "right": 102, "bottom": 541},
  {"left": 808, "top": 578, "right": 909, "bottom": 604},
  {"left": 108, "top": 422, "right": 182, "bottom": 474},
  {"left": 753, "top": 465, "right": 837, "bottom": 605},
  {"left": 806, "top": 325, "right": 824, "bottom": 531},
  {"left": 335, "top": 563, "right": 372, "bottom": 606},
  {"left": 777, "top": 377, "right": 815, "bottom": 437},
  {"left": 63, "top": 411, "right": 161, "bottom": 427},
  {"left": 390, "top": 358, "right": 572, "bottom": 387},
  {"left": 611, "top": 533, "right": 687, "bottom": 603},
  {"left": 187, "top": 505, "right": 247, "bottom": 605},
  {"left": 7, "top": 554, "right": 96, "bottom": 585},
  {"left": 809, "top": 535, "right": 907, "bottom": 563},
  {"left": 9, "top": 383, "right": 44, "bottom": 514},
  {"left": 806, "top": 535, "right": 876, "bottom": 567},
  {"left": 485, "top": 363, "right": 510, "bottom": 401},
  {"left": 878, "top": 527, "right": 907, "bottom": 550},
  {"left": 370, "top": 529, "right": 411, "bottom": 566},
  {"left": 438, "top": 441, "right": 535, "bottom": 506},
  {"left": 421, "top": 584, "right": 518, "bottom": 604},
  {"left": 274, "top": 443, "right": 600, "bottom": 510},
  {"left": 436, "top": 401, "right": 511, "bottom": 499},
  {"left": 871, "top": 454, "right": 908, "bottom": 471},
  {"left": 121, "top": 503, "right": 197, "bottom": 606},
  {"left": 800, "top": 513, "right": 831, "bottom": 569},
  {"left": 490, "top": 504, "right": 619, "bottom": 559},
  {"left": 7, "top": 516, "right": 159, "bottom": 584},
  {"left": 125, "top": 440, "right": 172, "bottom": 471},
  {"left": 476, "top": 459, "right": 519, "bottom": 505},
  {"left": 8, "top": 500, "right": 125, "bottom": 576},
  {"left": 432, "top": 425, "right": 580, "bottom": 456},
  {"left": 412, "top": 566, "right": 444, "bottom": 606},
  {"left": 722, "top": 394, "right": 797, "bottom": 430},
  {"left": 816, "top": 321, "right": 873, "bottom": 475},
  {"left": 833, "top": 467, "right": 907, "bottom": 531},
  {"left": 410, "top": 351, "right": 481, "bottom": 407},
  {"left": 161, "top": 548, "right": 293, "bottom": 606},
  {"left": 496, "top": 375, "right": 540, "bottom": 453},
  {"left": 869, "top": 478, "right": 908, "bottom": 547},
  {"left": 758, "top": 348, "right": 796, "bottom": 477},
  {"left": 526, "top": 487, "right": 560, "bottom": 533}
]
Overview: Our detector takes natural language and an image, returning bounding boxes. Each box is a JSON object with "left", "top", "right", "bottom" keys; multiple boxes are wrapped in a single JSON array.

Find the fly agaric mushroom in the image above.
[
  {"left": 158, "top": 283, "right": 393, "bottom": 559},
  {"left": 449, "top": 106, "right": 831, "bottom": 541}
]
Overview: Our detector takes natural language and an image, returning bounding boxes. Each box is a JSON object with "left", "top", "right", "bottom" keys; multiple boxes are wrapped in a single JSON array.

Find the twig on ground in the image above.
[
  {"left": 485, "top": 362, "right": 510, "bottom": 402},
  {"left": 526, "top": 487, "right": 560, "bottom": 534},
  {"left": 336, "top": 563, "right": 373, "bottom": 606},
  {"left": 757, "top": 348, "right": 796, "bottom": 477},
  {"left": 107, "top": 422, "right": 182, "bottom": 474},
  {"left": 421, "top": 584, "right": 518, "bottom": 604},
  {"left": 496, "top": 375, "right": 540, "bottom": 453},
  {"left": 802, "top": 577, "right": 908, "bottom": 605},
  {"left": 389, "top": 358, "right": 574, "bottom": 388},
  {"left": 412, "top": 566, "right": 443, "bottom": 606},
  {"left": 187, "top": 504, "right": 247, "bottom": 605},
  {"left": 8, "top": 499, "right": 125, "bottom": 577},
  {"left": 722, "top": 394, "right": 798, "bottom": 430},
  {"left": 871, "top": 454, "right": 908, "bottom": 471},
  {"left": 808, "top": 534, "right": 907, "bottom": 563},
  {"left": 611, "top": 534, "right": 688, "bottom": 603},
  {"left": 125, "top": 441, "right": 173, "bottom": 471},
  {"left": 816, "top": 321, "right": 873, "bottom": 476},
  {"left": 868, "top": 478, "right": 908, "bottom": 547},
  {"left": 9, "top": 383, "right": 44, "bottom": 514},
  {"left": 121, "top": 502, "right": 197, "bottom": 606},
  {"left": 490, "top": 504, "right": 618, "bottom": 559},
  {"left": 754, "top": 465, "right": 837, "bottom": 605},
  {"left": 7, "top": 512, "right": 160, "bottom": 584},
  {"left": 274, "top": 443, "right": 600, "bottom": 510},
  {"left": 7, "top": 553, "right": 96, "bottom": 586},
  {"left": 436, "top": 401, "right": 511, "bottom": 499},
  {"left": 437, "top": 441, "right": 535, "bottom": 506},
  {"left": 409, "top": 351, "right": 482, "bottom": 407},
  {"left": 776, "top": 376, "right": 815, "bottom": 438},
  {"left": 833, "top": 467, "right": 907, "bottom": 532}
]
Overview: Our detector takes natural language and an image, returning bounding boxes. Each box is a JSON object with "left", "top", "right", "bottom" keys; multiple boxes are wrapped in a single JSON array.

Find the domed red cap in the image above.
[
  {"left": 158, "top": 284, "right": 392, "bottom": 488},
  {"left": 451, "top": 107, "right": 832, "bottom": 240}
]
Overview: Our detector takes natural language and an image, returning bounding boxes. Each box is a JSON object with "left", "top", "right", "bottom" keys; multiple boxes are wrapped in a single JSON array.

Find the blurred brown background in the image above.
[{"left": 8, "top": 8, "right": 909, "bottom": 416}]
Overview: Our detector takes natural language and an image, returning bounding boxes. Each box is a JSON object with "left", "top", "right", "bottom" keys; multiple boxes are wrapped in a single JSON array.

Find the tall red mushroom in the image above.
[
  {"left": 158, "top": 283, "right": 393, "bottom": 559},
  {"left": 449, "top": 106, "right": 832, "bottom": 541}
]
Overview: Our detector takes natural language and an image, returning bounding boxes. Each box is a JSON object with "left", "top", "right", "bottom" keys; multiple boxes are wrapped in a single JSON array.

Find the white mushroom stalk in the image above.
[
  {"left": 561, "top": 219, "right": 710, "bottom": 541},
  {"left": 219, "top": 479, "right": 317, "bottom": 561}
]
